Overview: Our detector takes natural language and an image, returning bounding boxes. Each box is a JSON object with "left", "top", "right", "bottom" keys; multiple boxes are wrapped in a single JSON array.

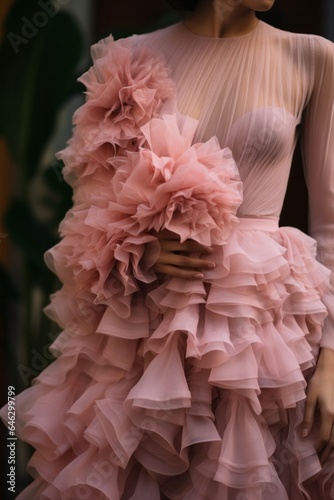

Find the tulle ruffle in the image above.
[
  {"left": 2, "top": 33, "right": 334, "bottom": 499},
  {"left": 58, "top": 35, "right": 176, "bottom": 193},
  {"left": 4, "top": 219, "right": 334, "bottom": 499},
  {"left": 109, "top": 114, "right": 242, "bottom": 246}
]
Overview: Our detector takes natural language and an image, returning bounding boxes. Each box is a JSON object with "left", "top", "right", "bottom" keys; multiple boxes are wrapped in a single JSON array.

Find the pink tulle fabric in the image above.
[
  {"left": 58, "top": 35, "right": 176, "bottom": 186},
  {"left": 109, "top": 114, "right": 242, "bottom": 245},
  {"left": 1, "top": 32, "right": 334, "bottom": 500}
]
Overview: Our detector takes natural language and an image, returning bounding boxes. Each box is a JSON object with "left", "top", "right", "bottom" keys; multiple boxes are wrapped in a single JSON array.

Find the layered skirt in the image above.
[{"left": 2, "top": 217, "right": 334, "bottom": 499}]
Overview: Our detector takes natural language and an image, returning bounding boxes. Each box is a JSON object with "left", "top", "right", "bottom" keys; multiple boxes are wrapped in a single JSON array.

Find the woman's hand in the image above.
[
  {"left": 301, "top": 347, "right": 334, "bottom": 464},
  {"left": 152, "top": 229, "right": 216, "bottom": 280}
]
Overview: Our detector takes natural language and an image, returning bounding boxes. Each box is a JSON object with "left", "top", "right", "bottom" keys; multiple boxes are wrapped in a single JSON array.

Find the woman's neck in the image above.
[{"left": 185, "top": 0, "right": 259, "bottom": 38}]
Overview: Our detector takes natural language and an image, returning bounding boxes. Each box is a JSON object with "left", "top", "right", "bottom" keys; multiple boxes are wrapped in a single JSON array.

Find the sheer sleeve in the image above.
[{"left": 301, "top": 35, "right": 334, "bottom": 349}]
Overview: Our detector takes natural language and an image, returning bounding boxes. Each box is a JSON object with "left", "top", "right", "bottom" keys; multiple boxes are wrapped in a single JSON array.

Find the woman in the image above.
[{"left": 2, "top": 0, "right": 334, "bottom": 498}]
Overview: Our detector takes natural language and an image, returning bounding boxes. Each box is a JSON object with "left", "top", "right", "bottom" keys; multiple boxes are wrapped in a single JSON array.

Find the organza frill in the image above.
[
  {"left": 2, "top": 35, "right": 334, "bottom": 499},
  {"left": 9, "top": 222, "right": 334, "bottom": 499}
]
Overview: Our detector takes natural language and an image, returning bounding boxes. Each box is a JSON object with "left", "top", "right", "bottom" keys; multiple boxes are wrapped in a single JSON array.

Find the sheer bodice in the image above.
[
  {"left": 138, "top": 21, "right": 333, "bottom": 217},
  {"left": 137, "top": 20, "right": 334, "bottom": 345}
]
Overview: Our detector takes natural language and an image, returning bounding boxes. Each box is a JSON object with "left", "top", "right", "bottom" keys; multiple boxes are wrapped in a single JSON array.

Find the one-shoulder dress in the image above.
[{"left": 2, "top": 20, "right": 334, "bottom": 499}]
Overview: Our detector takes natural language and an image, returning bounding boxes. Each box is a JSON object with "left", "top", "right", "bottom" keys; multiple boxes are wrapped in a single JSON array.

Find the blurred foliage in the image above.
[
  {"left": 0, "top": 0, "right": 82, "bottom": 384},
  {"left": 0, "top": 1, "right": 82, "bottom": 181}
]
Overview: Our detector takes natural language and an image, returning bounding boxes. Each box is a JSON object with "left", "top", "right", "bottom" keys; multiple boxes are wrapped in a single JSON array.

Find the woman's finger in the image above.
[
  {"left": 315, "top": 411, "right": 334, "bottom": 453},
  {"left": 318, "top": 423, "right": 334, "bottom": 464},
  {"left": 158, "top": 251, "right": 216, "bottom": 270},
  {"left": 300, "top": 388, "right": 317, "bottom": 438},
  {"left": 159, "top": 238, "right": 214, "bottom": 255},
  {"left": 152, "top": 230, "right": 216, "bottom": 278},
  {"left": 153, "top": 253, "right": 215, "bottom": 278},
  {"left": 153, "top": 229, "right": 214, "bottom": 254},
  {"left": 154, "top": 262, "right": 205, "bottom": 280}
]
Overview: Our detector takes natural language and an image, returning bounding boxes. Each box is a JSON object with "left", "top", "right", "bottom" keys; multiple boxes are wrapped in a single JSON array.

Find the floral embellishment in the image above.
[
  {"left": 75, "top": 36, "right": 175, "bottom": 148},
  {"left": 109, "top": 114, "right": 243, "bottom": 246},
  {"left": 59, "top": 36, "right": 175, "bottom": 184}
]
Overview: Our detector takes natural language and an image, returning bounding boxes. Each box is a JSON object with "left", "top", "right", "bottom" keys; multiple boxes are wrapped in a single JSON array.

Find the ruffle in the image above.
[
  {"left": 58, "top": 35, "right": 176, "bottom": 192},
  {"left": 44, "top": 204, "right": 160, "bottom": 315},
  {"left": 108, "top": 114, "right": 242, "bottom": 246},
  {"left": 3, "top": 222, "right": 334, "bottom": 499},
  {"left": 2, "top": 31, "right": 334, "bottom": 500}
]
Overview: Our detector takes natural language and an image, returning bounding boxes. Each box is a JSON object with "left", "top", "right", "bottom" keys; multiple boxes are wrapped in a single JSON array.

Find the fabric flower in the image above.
[
  {"left": 77, "top": 35, "right": 176, "bottom": 144},
  {"left": 108, "top": 114, "right": 243, "bottom": 247},
  {"left": 59, "top": 36, "right": 175, "bottom": 186},
  {"left": 45, "top": 206, "right": 160, "bottom": 310}
]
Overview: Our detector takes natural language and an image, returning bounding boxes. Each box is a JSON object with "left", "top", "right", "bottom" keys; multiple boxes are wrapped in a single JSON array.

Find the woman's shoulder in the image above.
[
  {"left": 261, "top": 21, "right": 333, "bottom": 61},
  {"left": 87, "top": 23, "right": 181, "bottom": 64},
  {"left": 132, "top": 22, "right": 185, "bottom": 57}
]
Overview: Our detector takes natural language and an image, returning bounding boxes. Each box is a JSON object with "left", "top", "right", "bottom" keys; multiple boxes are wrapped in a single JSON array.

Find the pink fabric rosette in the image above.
[
  {"left": 45, "top": 207, "right": 160, "bottom": 313},
  {"left": 58, "top": 36, "right": 176, "bottom": 186},
  {"left": 106, "top": 114, "right": 243, "bottom": 246}
]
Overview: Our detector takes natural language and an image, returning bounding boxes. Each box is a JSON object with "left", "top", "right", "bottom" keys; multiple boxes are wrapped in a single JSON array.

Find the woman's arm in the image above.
[
  {"left": 299, "top": 35, "right": 334, "bottom": 463},
  {"left": 303, "top": 347, "right": 334, "bottom": 464}
]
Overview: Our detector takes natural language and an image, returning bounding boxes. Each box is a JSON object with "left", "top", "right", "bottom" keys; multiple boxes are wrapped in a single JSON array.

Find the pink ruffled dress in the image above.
[{"left": 2, "top": 20, "right": 334, "bottom": 499}]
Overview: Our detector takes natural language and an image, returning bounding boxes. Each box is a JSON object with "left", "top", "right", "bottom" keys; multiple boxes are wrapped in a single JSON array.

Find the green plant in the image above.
[{"left": 0, "top": 0, "right": 82, "bottom": 389}]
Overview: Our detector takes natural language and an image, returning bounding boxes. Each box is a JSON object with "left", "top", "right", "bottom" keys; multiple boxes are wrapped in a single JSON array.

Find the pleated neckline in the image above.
[{"left": 179, "top": 19, "right": 264, "bottom": 42}]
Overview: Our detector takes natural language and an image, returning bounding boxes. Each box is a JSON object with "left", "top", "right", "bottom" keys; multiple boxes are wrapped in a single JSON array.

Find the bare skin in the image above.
[
  {"left": 152, "top": 0, "right": 334, "bottom": 465},
  {"left": 303, "top": 348, "right": 334, "bottom": 464},
  {"left": 152, "top": 229, "right": 216, "bottom": 279},
  {"left": 184, "top": 0, "right": 276, "bottom": 39}
]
